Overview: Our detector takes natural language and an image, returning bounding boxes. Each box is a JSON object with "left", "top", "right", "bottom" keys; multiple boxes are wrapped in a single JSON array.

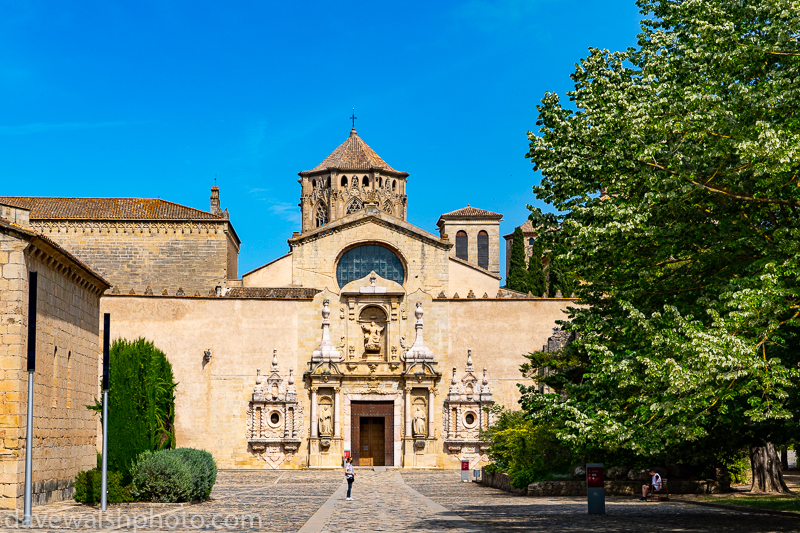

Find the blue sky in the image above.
[{"left": 0, "top": 0, "right": 641, "bottom": 278}]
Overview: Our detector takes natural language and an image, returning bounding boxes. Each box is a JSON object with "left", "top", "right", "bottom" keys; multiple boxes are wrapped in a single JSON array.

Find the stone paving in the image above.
[{"left": 0, "top": 469, "right": 799, "bottom": 532}]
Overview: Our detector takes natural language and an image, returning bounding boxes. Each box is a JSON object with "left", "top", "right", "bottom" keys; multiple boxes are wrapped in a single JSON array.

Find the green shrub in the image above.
[
  {"left": 88, "top": 338, "right": 177, "bottom": 482},
  {"left": 73, "top": 469, "right": 132, "bottom": 505},
  {"left": 130, "top": 450, "right": 193, "bottom": 503},
  {"left": 174, "top": 448, "right": 217, "bottom": 500},
  {"left": 481, "top": 407, "right": 575, "bottom": 488}
]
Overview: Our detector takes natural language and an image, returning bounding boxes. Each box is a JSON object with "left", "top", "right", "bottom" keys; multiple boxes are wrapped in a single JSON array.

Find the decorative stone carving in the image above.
[
  {"left": 412, "top": 405, "right": 427, "bottom": 437},
  {"left": 361, "top": 321, "right": 384, "bottom": 352},
  {"left": 318, "top": 405, "right": 333, "bottom": 437},
  {"left": 247, "top": 351, "right": 302, "bottom": 468},
  {"left": 405, "top": 303, "right": 434, "bottom": 362},
  {"left": 312, "top": 299, "right": 341, "bottom": 362},
  {"left": 443, "top": 349, "right": 494, "bottom": 459}
]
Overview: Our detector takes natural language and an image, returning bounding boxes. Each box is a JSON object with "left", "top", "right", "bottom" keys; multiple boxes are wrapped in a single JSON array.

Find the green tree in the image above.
[
  {"left": 526, "top": 238, "right": 547, "bottom": 297},
  {"left": 89, "top": 338, "right": 177, "bottom": 481},
  {"left": 521, "top": 0, "right": 800, "bottom": 492},
  {"left": 506, "top": 226, "right": 529, "bottom": 293},
  {"left": 546, "top": 257, "right": 576, "bottom": 298}
]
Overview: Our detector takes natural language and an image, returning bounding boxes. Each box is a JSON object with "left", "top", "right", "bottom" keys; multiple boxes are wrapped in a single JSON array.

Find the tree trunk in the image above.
[
  {"left": 781, "top": 447, "right": 789, "bottom": 471},
  {"left": 750, "top": 443, "right": 791, "bottom": 493}
]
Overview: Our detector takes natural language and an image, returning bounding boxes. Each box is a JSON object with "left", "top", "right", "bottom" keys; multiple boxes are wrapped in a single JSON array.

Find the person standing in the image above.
[{"left": 345, "top": 457, "right": 355, "bottom": 501}]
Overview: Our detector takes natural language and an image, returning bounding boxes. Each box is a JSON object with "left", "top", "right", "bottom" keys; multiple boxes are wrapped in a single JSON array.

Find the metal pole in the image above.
[
  {"left": 101, "top": 313, "right": 110, "bottom": 511},
  {"left": 101, "top": 390, "right": 108, "bottom": 511},
  {"left": 23, "top": 371, "right": 33, "bottom": 526},
  {"left": 23, "top": 271, "right": 37, "bottom": 527}
]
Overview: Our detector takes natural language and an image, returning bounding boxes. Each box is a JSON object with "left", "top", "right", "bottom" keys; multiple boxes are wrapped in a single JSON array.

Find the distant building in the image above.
[{"left": 503, "top": 219, "right": 538, "bottom": 280}]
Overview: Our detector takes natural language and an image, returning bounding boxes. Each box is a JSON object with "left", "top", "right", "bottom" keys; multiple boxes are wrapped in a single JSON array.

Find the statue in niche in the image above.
[
  {"left": 412, "top": 406, "right": 427, "bottom": 437},
  {"left": 361, "top": 321, "right": 384, "bottom": 352},
  {"left": 318, "top": 405, "right": 333, "bottom": 437}
]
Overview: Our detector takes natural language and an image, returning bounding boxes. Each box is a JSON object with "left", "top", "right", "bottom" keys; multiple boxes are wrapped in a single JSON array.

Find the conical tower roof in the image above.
[{"left": 299, "top": 129, "right": 408, "bottom": 176}]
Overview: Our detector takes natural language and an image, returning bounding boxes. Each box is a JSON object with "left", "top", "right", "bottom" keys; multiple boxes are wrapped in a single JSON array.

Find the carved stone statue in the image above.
[
  {"left": 361, "top": 321, "right": 384, "bottom": 352},
  {"left": 318, "top": 405, "right": 332, "bottom": 437},
  {"left": 412, "top": 406, "right": 427, "bottom": 437}
]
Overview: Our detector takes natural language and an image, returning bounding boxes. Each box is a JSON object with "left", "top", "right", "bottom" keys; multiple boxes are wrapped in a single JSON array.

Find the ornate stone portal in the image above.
[
  {"left": 442, "top": 350, "right": 494, "bottom": 465},
  {"left": 247, "top": 350, "right": 303, "bottom": 468}
]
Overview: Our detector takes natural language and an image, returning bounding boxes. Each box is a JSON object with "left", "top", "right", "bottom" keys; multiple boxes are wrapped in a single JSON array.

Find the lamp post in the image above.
[
  {"left": 23, "top": 271, "right": 38, "bottom": 527},
  {"left": 101, "top": 313, "right": 110, "bottom": 511}
]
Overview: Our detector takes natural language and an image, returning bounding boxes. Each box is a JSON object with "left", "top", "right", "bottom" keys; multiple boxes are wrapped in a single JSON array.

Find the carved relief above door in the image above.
[{"left": 358, "top": 306, "right": 387, "bottom": 359}]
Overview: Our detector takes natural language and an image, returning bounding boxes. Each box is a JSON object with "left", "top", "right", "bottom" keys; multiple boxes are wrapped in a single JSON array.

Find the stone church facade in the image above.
[{"left": 2, "top": 129, "right": 571, "bottom": 470}]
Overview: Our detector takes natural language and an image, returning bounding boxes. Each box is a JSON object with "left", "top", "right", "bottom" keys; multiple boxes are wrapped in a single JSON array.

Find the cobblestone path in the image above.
[{"left": 2, "top": 469, "right": 800, "bottom": 532}]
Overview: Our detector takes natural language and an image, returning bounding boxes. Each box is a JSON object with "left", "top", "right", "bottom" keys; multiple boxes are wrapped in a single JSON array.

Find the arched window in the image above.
[
  {"left": 362, "top": 176, "right": 369, "bottom": 188},
  {"left": 315, "top": 203, "right": 328, "bottom": 227},
  {"left": 456, "top": 231, "right": 468, "bottom": 261},
  {"left": 336, "top": 244, "right": 405, "bottom": 287},
  {"left": 392, "top": 180, "right": 397, "bottom": 192},
  {"left": 383, "top": 201, "right": 393, "bottom": 215},
  {"left": 341, "top": 176, "right": 348, "bottom": 187},
  {"left": 528, "top": 237, "right": 535, "bottom": 245},
  {"left": 346, "top": 198, "right": 364, "bottom": 214},
  {"left": 378, "top": 176, "right": 383, "bottom": 187},
  {"left": 326, "top": 177, "right": 331, "bottom": 188},
  {"left": 478, "top": 230, "right": 489, "bottom": 269}
]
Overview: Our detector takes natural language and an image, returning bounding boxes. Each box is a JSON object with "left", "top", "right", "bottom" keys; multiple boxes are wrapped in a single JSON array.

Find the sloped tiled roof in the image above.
[
  {"left": 439, "top": 205, "right": 503, "bottom": 219},
  {"left": 300, "top": 129, "right": 407, "bottom": 176},
  {"left": 0, "top": 197, "right": 223, "bottom": 221},
  {"left": 503, "top": 220, "right": 537, "bottom": 239}
]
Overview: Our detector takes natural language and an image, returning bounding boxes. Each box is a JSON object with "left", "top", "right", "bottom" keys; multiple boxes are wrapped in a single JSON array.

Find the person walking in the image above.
[{"left": 344, "top": 457, "right": 355, "bottom": 501}]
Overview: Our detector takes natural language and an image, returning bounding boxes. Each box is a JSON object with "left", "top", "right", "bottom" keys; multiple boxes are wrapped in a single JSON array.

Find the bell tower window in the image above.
[
  {"left": 346, "top": 198, "right": 364, "bottom": 214},
  {"left": 315, "top": 203, "right": 328, "bottom": 227},
  {"left": 456, "top": 231, "right": 468, "bottom": 261},
  {"left": 478, "top": 231, "right": 489, "bottom": 269}
]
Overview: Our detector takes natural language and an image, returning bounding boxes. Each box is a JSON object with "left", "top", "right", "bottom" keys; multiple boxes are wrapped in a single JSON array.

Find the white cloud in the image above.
[{"left": 266, "top": 201, "right": 301, "bottom": 224}]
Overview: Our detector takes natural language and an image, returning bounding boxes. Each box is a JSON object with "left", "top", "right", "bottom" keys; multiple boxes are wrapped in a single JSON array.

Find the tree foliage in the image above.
[
  {"left": 526, "top": 238, "right": 547, "bottom": 297},
  {"left": 90, "top": 338, "right": 177, "bottom": 481},
  {"left": 506, "top": 226, "right": 529, "bottom": 292},
  {"left": 520, "top": 0, "right": 800, "bottom": 488}
]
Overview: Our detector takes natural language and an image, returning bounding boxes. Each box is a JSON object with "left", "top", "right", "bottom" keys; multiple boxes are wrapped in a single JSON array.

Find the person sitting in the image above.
[{"left": 639, "top": 469, "right": 661, "bottom": 501}]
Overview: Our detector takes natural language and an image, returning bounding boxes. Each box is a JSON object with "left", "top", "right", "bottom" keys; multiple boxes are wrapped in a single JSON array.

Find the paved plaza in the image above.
[{"left": 2, "top": 469, "right": 799, "bottom": 532}]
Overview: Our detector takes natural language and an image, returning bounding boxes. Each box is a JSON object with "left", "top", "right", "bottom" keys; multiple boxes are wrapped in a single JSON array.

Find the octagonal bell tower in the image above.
[{"left": 297, "top": 129, "right": 410, "bottom": 233}]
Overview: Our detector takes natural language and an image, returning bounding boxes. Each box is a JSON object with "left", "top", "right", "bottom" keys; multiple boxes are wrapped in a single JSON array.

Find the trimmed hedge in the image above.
[
  {"left": 73, "top": 469, "right": 133, "bottom": 505},
  {"left": 130, "top": 449, "right": 217, "bottom": 503},
  {"left": 174, "top": 448, "right": 217, "bottom": 500}
]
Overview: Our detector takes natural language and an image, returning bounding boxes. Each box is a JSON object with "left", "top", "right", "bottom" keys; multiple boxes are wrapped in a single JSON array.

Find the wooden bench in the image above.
[{"left": 651, "top": 479, "right": 669, "bottom": 501}]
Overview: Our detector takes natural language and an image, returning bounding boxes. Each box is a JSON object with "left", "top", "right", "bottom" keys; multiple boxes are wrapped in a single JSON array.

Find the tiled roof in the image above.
[
  {"left": 0, "top": 197, "right": 223, "bottom": 221},
  {"left": 503, "top": 220, "right": 538, "bottom": 239},
  {"left": 226, "top": 287, "right": 321, "bottom": 299},
  {"left": 439, "top": 205, "right": 503, "bottom": 219},
  {"left": 300, "top": 129, "right": 407, "bottom": 175}
]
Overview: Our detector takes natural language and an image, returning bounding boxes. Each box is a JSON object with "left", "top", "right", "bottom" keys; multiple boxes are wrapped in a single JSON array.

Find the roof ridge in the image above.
[
  {"left": 300, "top": 130, "right": 406, "bottom": 175},
  {"left": 0, "top": 197, "right": 223, "bottom": 221}
]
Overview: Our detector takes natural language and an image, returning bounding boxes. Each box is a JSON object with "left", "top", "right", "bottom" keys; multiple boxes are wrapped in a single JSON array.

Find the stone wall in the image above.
[
  {"left": 99, "top": 293, "right": 571, "bottom": 470},
  {"left": 0, "top": 227, "right": 107, "bottom": 510},
  {"left": 438, "top": 219, "right": 501, "bottom": 276},
  {"left": 27, "top": 220, "right": 237, "bottom": 296}
]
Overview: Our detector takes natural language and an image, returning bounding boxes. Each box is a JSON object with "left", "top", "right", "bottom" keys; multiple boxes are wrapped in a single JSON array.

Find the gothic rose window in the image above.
[
  {"left": 336, "top": 244, "right": 404, "bottom": 287},
  {"left": 346, "top": 198, "right": 364, "bottom": 214}
]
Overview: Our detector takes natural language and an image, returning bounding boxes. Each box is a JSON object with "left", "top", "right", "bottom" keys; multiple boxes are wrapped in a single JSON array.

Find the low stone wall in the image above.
[
  {"left": 480, "top": 469, "right": 728, "bottom": 497},
  {"left": 480, "top": 471, "right": 527, "bottom": 495}
]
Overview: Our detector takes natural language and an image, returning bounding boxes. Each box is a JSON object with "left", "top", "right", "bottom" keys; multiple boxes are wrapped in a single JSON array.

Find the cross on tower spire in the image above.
[{"left": 350, "top": 108, "right": 357, "bottom": 129}]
